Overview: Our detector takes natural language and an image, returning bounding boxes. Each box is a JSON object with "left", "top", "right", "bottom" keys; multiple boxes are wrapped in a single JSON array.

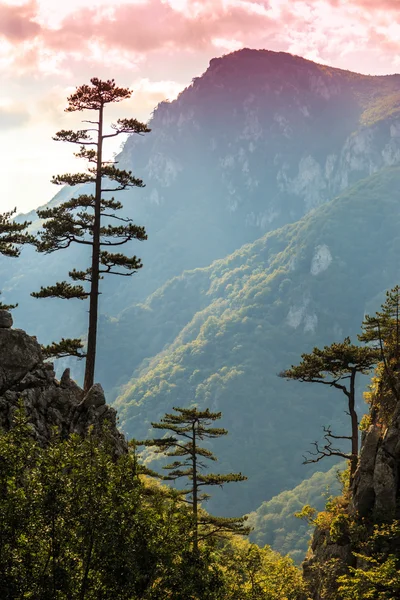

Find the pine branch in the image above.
[
  {"left": 0, "top": 292, "right": 17, "bottom": 310},
  {"left": 42, "top": 338, "right": 86, "bottom": 359},
  {"left": 99, "top": 223, "right": 147, "bottom": 244},
  {"left": 105, "top": 118, "right": 151, "bottom": 138},
  {"left": 0, "top": 208, "right": 33, "bottom": 257},
  {"left": 53, "top": 130, "right": 95, "bottom": 145},
  {"left": 74, "top": 147, "right": 97, "bottom": 162},
  {"left": 51, "top": 173, "right": 95, "bottom": 186},
  {"left": 99, "top": 251, "right": 142, "bottom": 276},
  {"left": 99, "top": 165, "right": 145, "bottom": 191},
  {"left": 31, "top": 281, "right": 88, "bottom": 300},
  {"left": 69, "top": 268, "right": 92, "bottom": 283},
  {"left": 197, "top": 473, "right": 247, "bottom": 486}
]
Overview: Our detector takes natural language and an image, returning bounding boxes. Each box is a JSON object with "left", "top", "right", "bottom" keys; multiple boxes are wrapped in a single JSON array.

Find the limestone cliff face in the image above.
[{"left": 0, "top": 310, "right": 126, "bottom": 454}]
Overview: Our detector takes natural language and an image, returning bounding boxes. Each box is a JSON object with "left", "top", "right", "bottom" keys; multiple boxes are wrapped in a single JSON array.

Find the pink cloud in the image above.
[
  {"left": 43, "top": 0, "right": 276, "bottom": 54},
  {"left": 343, "top": 0, "right": 400, "bottom": 9},
  {"left": 0, "top": 0, "right": 41, "bottom": 41},
  {"left": 1, "top": 0, "right": 400, "bottom": 78}
]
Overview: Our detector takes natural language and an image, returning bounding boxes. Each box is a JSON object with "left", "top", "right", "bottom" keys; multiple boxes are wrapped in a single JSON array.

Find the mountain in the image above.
[
  {"left": 113, "top": 167, "right": 400, "bottom": 515},
  {"left": 4, "top": 48, "right": 400, "bottom": 351},
  {"left": 3, "top": 49, "right": 400, "bottom": 526}
]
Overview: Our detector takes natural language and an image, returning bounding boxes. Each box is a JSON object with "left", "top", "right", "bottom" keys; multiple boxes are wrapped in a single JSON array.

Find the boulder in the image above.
[{"left": 0, "top": 310, "right": 13, "bottom": 328}]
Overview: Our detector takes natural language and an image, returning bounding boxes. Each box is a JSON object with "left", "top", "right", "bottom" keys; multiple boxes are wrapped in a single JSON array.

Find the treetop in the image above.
[
  {"left": 280, "top": 337, "right": 379, "bottom": 383},
  {"left": 65, "top": 78, "right": 132, "bottom": 112}
]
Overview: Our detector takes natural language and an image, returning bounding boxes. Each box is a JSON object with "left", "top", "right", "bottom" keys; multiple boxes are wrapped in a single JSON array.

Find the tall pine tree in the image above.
[
  {"left": 139, "top": 407, "right": 249, "bottom": 554},
  {"left": 32, "top": 78, "right": 150, "bottom": 390},
  {"left": 0, "top": 208, "right": 33, "bottom": 309}
]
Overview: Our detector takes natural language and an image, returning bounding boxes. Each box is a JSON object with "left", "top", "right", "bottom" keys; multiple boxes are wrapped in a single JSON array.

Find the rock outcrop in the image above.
[
  {"left": 351, "top": 410, "right": 400, "bottom": 520},
  {"left": 0, "top": 311, "right": 127, "bottom": 455},
  {"left": 303, "top": 394, "right": 400, "bottom": 598}
]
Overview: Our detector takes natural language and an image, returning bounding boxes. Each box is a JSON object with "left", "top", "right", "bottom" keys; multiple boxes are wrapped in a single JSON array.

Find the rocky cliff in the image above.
[
  {"left": 352, "top": 411, "right": 400, "bottom": 521},
  {"left": 0, "top": 309, "right": 126, "bottom": 454},
  {"left": 303, "top": 380, "right": 400, "bottom": 598}
]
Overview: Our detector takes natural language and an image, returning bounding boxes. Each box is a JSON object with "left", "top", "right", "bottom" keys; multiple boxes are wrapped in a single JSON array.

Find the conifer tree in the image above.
[
  {"left": 359, "top": 285, "right": 400, "bottom": 419},
  {"left": 0, "top": 208, "right": 33, "bottom": 309},
  {"left": 140, "top": 407, "right": 249, "bottom": 554},
  {"left": 280, "top": 338, "right": 379, "bottom": 481},
  {"left": 32, "top": 78, "right": 150, "bottom": 390}
]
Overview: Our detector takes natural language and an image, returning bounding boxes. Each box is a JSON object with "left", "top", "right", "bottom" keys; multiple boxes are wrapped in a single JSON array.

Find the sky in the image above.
[{"left": 1, "top": 0, "right": 400, "bottom": 215}]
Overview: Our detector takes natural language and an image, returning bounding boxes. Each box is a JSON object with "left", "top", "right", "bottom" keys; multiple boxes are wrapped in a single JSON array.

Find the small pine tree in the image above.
[
  {"left": 359, "top": 285, "right": 400, "bottom": 420},
  {"left": 280, "top": 338, "right": 379, "bottom": 482},
  {"left": 0, "top": 208, "right": 33, "bottom": 309},
  {"left": 32, "top": 78, "right": 150, "bottom": 390},
  {"left": 139, "top": 406, "right": 249, "bottom": 553}
]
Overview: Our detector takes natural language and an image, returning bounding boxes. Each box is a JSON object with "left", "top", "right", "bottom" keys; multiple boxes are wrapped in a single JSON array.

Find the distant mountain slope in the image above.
[
  {"left": 5, "top": 49, "right": 400, "bottom": 354},
  {"left": 248, "top": 466, "right": 341, "bottom": 564},
  {"left": 113, "top": 167, "right": 400, "bottom": 515}
]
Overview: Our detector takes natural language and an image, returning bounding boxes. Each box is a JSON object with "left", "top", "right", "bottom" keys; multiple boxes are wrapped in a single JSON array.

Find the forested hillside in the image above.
[
  {"left": 248, "top": 466, "right": 341, "bottom": 563},
  {"left": 114, "top": 167, "right": 400, "bottom": 515}
]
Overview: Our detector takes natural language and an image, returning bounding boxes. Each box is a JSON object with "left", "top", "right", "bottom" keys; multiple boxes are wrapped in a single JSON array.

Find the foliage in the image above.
[
  {"left": 359, "top": 285, "right": 400, "bottom": 423},
  {"left": 0, "top": 407, "right": 309, "bottom": 599},
  {"left": 0, "top": 408, "right": 193, "bottom": 599},
  {"left": 217, "top": 537, "right": 309, "bottom": 599},
  {"left": 338, "top": 522, "right": 400, "bottom": 600},
  {"left": 32, "top": 78, "right": 149, "bottom": 390}
]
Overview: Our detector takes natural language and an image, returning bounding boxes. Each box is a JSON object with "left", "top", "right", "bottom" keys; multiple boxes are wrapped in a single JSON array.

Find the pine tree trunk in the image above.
[
  {"left": 84, "top": 104, "right": 103, "bottom": 392},
  {"left": 192, "top": 421, "right": 198, "bottom": 555},
  {"left": 349, "top": 369, "right": 358, "bottom": 483}
]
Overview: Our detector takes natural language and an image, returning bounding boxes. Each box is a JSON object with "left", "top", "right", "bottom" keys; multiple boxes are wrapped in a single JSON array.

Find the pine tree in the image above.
[
  {"left": 0, "top": 208, "right": 33, "bottom": 309},
  {"left": 31, "top": 78, "right": 150, "bottom": 390},
  {"left": 359, "top": 285, "right": 400, "bottom": 420},
  {"left": 139, "top": 407, "right": 249, "bottom": 554},
  {"left": 280, "top": 338, "right": 379, "bottom": 482}
]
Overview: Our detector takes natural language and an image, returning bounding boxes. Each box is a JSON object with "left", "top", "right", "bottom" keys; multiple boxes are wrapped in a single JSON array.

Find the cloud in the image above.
[
  {"left": 340, "top": 0, "right": 400, "bottom": 9},
  {"left": 0, "top": 0, "right": 41, "bottom": 41},
  {"left": 42, "top": 0, "right": 275, "bottom": 54},
  {"left": 1, "top": 0, "right": 400, "bottom": 78}
]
